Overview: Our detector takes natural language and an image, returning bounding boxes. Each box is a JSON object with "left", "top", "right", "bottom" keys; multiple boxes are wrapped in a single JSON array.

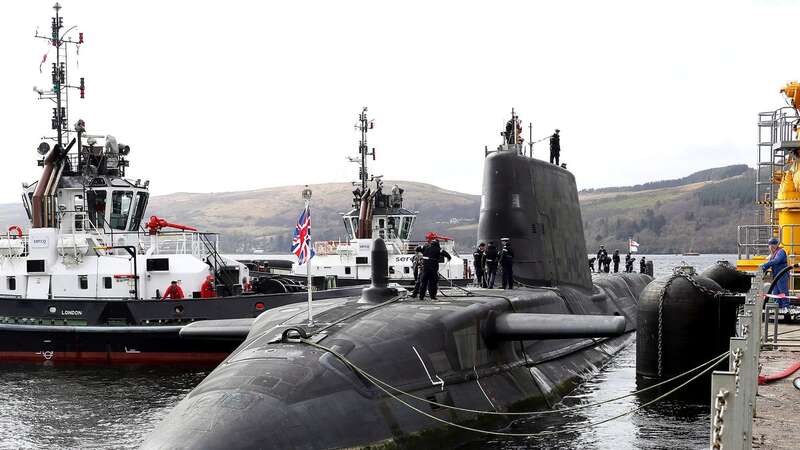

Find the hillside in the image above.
[
  {"left": 580, "top": 167, "right": 757, "bottom": 253},
  {"left": 0, "top": 166, "right": 759, "bottom": 254}
]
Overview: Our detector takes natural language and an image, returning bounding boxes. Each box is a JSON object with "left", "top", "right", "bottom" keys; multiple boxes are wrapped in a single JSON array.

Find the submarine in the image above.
[{"left": 143, "top": 111, "right": 652, "bottom": 449}]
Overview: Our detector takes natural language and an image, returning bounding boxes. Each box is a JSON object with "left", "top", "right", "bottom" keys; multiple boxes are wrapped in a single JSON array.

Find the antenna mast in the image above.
[
  {"left": 35, "top": 2, "right": 84, "bottom": 153},
  {"left": 354, "top": 107, "right": 375, "bottom": 192}
]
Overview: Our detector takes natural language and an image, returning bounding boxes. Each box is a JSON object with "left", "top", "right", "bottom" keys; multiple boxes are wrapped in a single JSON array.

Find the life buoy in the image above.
[{"left": 8, "top": 225, "right": 22, "bottom": 239}]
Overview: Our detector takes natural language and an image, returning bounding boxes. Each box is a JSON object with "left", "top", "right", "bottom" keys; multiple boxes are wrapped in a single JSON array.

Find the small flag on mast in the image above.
[
  {"left": 629, "top": 238, "right": 640, "bottom": 253},
  {"left": 292, "top": 205, "right": 316, "bottom": 265}
]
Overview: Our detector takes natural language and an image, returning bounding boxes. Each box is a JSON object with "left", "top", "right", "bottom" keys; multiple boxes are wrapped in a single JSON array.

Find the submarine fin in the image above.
[
  {"left": 486, "top": 312, "right": 626, "bottom": 341},
  {"left": 179, "top": 318, "right": 255, "bottom": 340}
]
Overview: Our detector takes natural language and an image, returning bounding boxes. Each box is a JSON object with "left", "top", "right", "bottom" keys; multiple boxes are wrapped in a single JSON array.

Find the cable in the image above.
[
  {"left": 302, "top": 338, "right": 729, "bottom": 438},
  {"left": 302, "top": 338, "right": 729, "bottom": 417}
]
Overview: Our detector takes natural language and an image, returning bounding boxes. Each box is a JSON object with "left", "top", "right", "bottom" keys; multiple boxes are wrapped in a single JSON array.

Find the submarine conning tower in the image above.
[{"left": 478, "top": 112, "right": 591, "bottom": 289}]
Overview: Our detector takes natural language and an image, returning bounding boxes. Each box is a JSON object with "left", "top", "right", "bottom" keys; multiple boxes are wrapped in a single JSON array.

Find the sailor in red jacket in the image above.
[
  {"left": 200, "top": 275, "right": 216, "bottom": 298},
  {"left": 162, "top": 280, "right": 184, "bottom": 300}
]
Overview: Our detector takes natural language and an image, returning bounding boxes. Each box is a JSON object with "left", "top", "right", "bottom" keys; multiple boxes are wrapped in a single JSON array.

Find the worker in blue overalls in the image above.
[{"left": 761, "top": 237, "right": 790, "bottom": 308}]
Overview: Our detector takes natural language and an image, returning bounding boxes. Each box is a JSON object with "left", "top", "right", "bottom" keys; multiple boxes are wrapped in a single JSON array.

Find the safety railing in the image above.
[
  {"left": 736, "top": 225, "right": 778, "bottom": 260},
  {"left": 709, "top": 273, "right": 763, "bottom": 449}
]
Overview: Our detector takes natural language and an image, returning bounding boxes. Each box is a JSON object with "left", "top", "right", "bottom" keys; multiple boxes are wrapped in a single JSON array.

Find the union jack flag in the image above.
[{"left": 291, "top": 206, "right": 315, "bottom": 265}]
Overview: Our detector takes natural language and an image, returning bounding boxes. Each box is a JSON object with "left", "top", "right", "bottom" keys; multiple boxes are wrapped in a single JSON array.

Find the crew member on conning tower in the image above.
[{"left": 550, "top": 129, "right": 561, "bottom": 165}]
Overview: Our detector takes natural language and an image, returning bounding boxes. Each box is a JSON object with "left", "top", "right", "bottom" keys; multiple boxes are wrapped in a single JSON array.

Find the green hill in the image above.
[{"left": 0, "top": 166, "right": 759, "bottom": 254}]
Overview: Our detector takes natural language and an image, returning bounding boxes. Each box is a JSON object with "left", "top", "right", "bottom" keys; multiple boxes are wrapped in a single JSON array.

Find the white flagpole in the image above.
[
  {"left": 306, "top": 200, "right": 313, "bottom": 326},
  {"left": 301, "top": 185, "right": 314, "bottom": 326}
]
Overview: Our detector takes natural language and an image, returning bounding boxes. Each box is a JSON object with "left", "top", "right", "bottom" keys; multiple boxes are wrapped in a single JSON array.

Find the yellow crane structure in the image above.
[{"left": 737, "top": 82, "right": 800, "bottom": 284}]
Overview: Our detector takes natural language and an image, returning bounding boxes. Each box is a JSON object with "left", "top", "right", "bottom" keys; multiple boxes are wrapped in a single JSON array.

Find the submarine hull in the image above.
[{"left": 143, "top": 272, "right": 650, "bottom": 449}]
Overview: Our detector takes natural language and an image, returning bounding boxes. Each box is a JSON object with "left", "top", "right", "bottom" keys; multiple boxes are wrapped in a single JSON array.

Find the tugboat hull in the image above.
[{"left": 0, "top": 287, "right": 363, "bottom": 364}]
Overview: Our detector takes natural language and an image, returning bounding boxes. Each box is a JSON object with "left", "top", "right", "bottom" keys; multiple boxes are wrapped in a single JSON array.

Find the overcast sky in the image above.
[{"left": 0, "top": 0, "right": 797, "bottom": 204}]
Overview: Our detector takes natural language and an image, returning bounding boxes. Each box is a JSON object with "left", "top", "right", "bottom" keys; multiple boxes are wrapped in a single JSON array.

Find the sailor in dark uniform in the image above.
[
  {"left": 549, "top": 129, "right": 561, "bottom": 165},
  {"left": 418, "top": 239, "right": 451, "bottom": 300},
  {"left": 640, "top": 256, "right": 647, "bottom": 274},
  {"left": 473, "top": 243, "right": 486, "bottom": 287},
  {"left": 484, "top": 242, "right": 499, "bottom": 288},
  {"left": 411, "top": 245, "right": 423, "bottom": 297},
  {"left": 612, "top": 250, "right": 620, "bottom": 273},
  {"left": 500, "top": 239, "right": 514, "bottom": 289}
]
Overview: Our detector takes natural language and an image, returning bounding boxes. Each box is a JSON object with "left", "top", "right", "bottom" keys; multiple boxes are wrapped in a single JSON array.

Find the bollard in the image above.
[{"left": 710, "top": 371, "right": 738, "bottom": 450}]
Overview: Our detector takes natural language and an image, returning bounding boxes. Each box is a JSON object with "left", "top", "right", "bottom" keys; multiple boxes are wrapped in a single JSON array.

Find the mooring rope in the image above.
[{"left": 300, "top": 338, "right": 729, "bottom": 437}]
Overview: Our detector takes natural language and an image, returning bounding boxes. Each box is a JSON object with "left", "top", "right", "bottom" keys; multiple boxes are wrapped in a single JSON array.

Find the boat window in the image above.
[
  {"left": 343, "top": 218, "right": 353, "bottom": 239},
  {"left": 103, "top": 276, "right": 112, "bottom": 289},
  {"left": 351, "top": 218, "right": 359, "bottom": 237},
  {"left": 6, "top": 276, "right": 15, "bottom": 291},
  {"left": 404, "top": 267, "right": 410, "bottom": 274},
  {"left": 22, "top": 194, "right": 32, "bottom": 221},
  {"left": 130, "top": 192, "right": 149, "bottom": 231},
  {"left": 389, "top": 266, "right": 395, "bottom": 275},
  {"left": 345, "top": 266, "right": 351, "bottom": 275},
  {"left": 356, "top": 256, "right": 368, "bottom": 265},
  {"left": 387, "top": 217, "right": 397, "bottom": 239},
  {"left": 87, "top": 190, "right": 107, "bottom": 228},
  {"left": 111, "top": 191, "right": 134, "bottom": 230},
  {"left": 400, "top": 217, "right": 414, "bottom": 240},
  {"left": 79, "top": 275, "right": 88, "bottom": 290}
]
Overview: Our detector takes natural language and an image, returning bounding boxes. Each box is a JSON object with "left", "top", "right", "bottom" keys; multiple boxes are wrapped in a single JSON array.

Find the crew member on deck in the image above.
[
  {"left": 163, "top": 280, "right": 184, "bottom": 300},
  {"left": 549, "top": 129, "right": 561, "bottom": 165},
  {"left": 201, "top": 275, "right": 216, "bottom": 298},
  {"left": 597, "top": 245, "right": 608, "bottom": 267},
  {"left": 242, "top": 276, "right": 252, "bottom": 293},
  {"left": 500, "top": 238, "right": 514, "bottom": 289},
  {"left": 639, "top": 257, "right": 647, "bottom": 274},
  {"left": 612, "top": 250, "right": 621, "bottom": 273},
  {"left": 762, "top": 238, "right": 790, "bottom": 307},
  {"left": 418, "top": 239, "right": 451, "bottom": 300},
  {"left": 485, "top": 242, "right": 499, "bottom": 288},
  {"left": 411, "top": 245, "right": 424, "bottom": 297},
  {"left": 589, "top": 257, "right": 596, "bottom": 272},
  {"left": 473, "top": 243, "right": 486, "bottom": 287}
]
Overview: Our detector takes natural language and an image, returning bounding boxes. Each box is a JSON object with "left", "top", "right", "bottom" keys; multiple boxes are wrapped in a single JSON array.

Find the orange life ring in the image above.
[{"left": 8, "top": 225, "right": 22, "bottom": 239}]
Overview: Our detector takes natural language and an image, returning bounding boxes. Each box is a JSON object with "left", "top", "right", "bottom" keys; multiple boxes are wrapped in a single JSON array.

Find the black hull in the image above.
[{"left": 0, "top": 287, "right": 363, "bottom": 364}]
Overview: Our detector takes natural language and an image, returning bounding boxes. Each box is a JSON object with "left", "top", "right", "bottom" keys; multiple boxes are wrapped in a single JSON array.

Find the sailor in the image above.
[
  {"left": 418, "top": 239, "right": 451, "bottom": 300},
  {"left": 162, "top": 280, "right": 185, "bottom": 300},
  {"left": 639, "top": 257, "right": 647, "bottom": 274},
  {"left": 411, "top": 245, "right": 424, "bottom": 297},
  {"left": 504, "top": 117, "right": 515, "bottom": 144},
  {"left": 625, "top": 253, "right": 635, "bottom": 273},
  {"left": 485, "top": 241, "right": 500, "bottom": 288},
  {"left": 596, "top": 245, "right": 608, "bottom": 267},
  {"left": 201, "top": 275, "right": 216, "bottom": 298},
  {"left": 761, "top": 238, "right": 790, "bottom": 307},
  {"left": 549, "top": 129, "right": 561, "bottom": 165},
  {"left": 473, "top": 243, "right": 487, "bottom": 287},
  {"left": 602, "top": 255, "right": 611, "bottom": 273},
  {"left": 500, "top": 239, "right": 514, "bottom": 289},
  {"left": 612, "top": 250, "right": 621, "bottom": 273},
  {"left": 242, "top": 276, "right": 252, "bottom": 293},
  {"left": 589, "top": 256, "right": 596, "bottom": 272}
]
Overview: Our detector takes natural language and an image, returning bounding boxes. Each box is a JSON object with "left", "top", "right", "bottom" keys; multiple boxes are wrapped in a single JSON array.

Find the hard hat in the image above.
[{"left": 769, "top": 238, "right": 780, "bottom": 245}]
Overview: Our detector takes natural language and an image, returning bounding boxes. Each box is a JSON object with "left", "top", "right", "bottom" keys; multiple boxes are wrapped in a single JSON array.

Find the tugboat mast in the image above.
[
  {"left": 34, "top": 2, "right": 84, "bottom": 153},
  {"left": 354, "top": 107, "right": 375, "bottom": 192}
]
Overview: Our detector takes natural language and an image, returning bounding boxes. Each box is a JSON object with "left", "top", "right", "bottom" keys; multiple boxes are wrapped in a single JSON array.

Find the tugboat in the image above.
[
  {"left": 289, "top": 107, "right": 471, "bottom": 286},
  {"left": 0, "top": 3, "right": 361, "bottom": 364},
  {"left": 144, "top": 110, "right": 652, "bottom": 449}
]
